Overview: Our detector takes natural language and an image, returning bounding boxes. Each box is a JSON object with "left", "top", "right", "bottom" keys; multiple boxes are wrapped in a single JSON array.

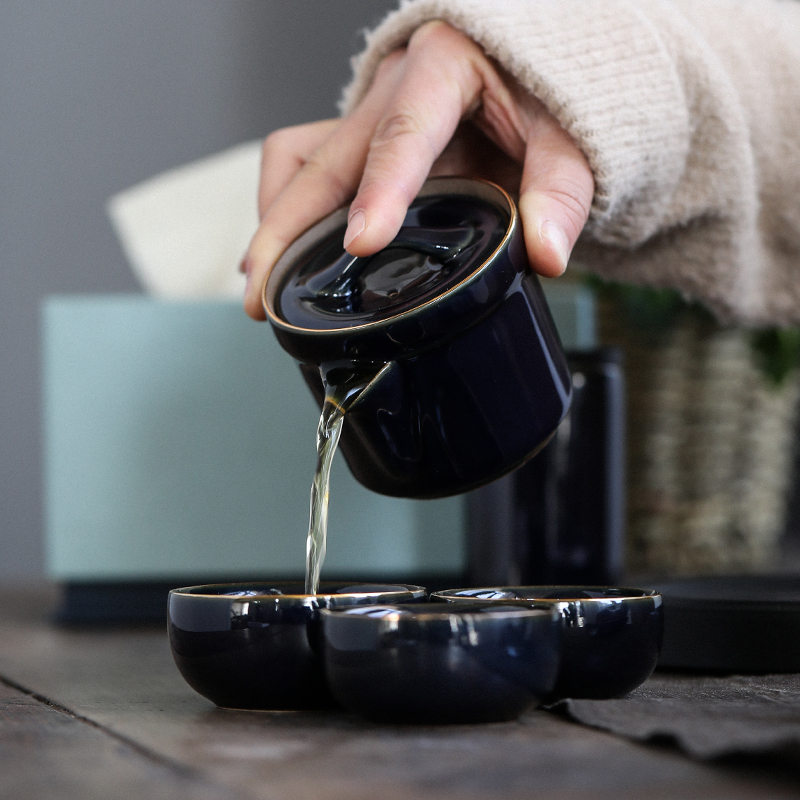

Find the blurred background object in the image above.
[
  {"left": 467, "top": 345, "right": 626, "bottom": 587},
  {"left": 0, "top": 0, "right": 396, "bottom": 582},
  {"left": 596, "top": 284, "right": 800, "bottom": 577},
  {"left": 42, "top": 296, "right": 464, "bottom": 610},
  {"left": 106, "top": 140, "right": 262, "bottom": 299}
]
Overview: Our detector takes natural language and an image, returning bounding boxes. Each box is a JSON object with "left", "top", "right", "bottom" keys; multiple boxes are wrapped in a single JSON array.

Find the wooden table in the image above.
[{"left": 0, "top": 588, "right": 797, "bottom": 800}]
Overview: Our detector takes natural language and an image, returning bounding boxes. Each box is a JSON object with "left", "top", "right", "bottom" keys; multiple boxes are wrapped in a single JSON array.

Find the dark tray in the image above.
[{"left": 645, "top": 575, "right": 800, "bottom": 673}]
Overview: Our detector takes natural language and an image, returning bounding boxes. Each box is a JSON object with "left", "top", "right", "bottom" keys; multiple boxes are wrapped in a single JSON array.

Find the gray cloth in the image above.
[{"left": 558, "top": 673, "right": 800, "bottom": 759}]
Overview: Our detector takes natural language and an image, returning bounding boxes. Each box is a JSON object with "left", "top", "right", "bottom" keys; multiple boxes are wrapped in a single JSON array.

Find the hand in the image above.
[{"left": 242, "top": 21, "right": 594, "bottom": 320}]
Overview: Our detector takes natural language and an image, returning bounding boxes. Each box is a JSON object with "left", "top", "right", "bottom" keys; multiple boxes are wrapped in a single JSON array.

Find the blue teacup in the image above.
[
  {"left": 432, "top": 586, "right": 663, "bottom": 700},
  {"left": 321, "top": 602, "right": 561, "bottom": 723},
  {"left": 168, "top": 582, "right": 426, "bottom": 710}
]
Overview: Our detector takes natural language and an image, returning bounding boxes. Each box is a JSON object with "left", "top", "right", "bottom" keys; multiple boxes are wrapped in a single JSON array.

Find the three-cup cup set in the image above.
[{"left": 168, "top": 179, "right": 663, "bottom": 723}]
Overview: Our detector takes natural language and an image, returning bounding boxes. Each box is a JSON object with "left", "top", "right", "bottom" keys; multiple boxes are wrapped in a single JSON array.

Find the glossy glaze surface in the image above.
[
  {"left": 431, "top": 586, "right": 663, "bottom": 700},
  {"left": 264, "top": 178, "right": 572, "bottom": 498},
  {"left": 168, "top": 582, "right": 426, "bottom": 710},
  {"left": 322, "top": 603, "right": 561, "bottom": 723},
  {"left": 277, "top": 194, "right": 507, "bottom": 328}
]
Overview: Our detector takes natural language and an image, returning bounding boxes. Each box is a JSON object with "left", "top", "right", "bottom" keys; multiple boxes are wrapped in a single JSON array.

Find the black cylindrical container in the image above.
[{"left": 467, "top": 348, "right": 625, "bottom": 585}]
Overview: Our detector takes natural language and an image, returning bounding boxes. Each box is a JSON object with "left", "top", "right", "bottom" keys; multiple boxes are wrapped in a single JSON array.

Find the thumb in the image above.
[{"left": 518, "top": 120, "right": 594, "bottom": 277}]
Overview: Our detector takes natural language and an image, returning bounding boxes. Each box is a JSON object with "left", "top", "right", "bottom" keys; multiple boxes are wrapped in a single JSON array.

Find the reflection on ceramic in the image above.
[
  {"left": 431, "top": 586, "right": 662, "bottom": 700},
  {"left": 321, "top": 602, "right": 561, "bottom": 723},
  {"left": 263, "top": 177, "right": 572, "bottom": 499},
  {"left": 168, "top": 582, "right": 426, "bottom": 710}
]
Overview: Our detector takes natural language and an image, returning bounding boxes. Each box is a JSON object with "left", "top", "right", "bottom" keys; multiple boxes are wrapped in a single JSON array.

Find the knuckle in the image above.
[
  {"left": 300, "top": 154, "right": 353, "bottom": 206},
  {"left": 375, "top": 48, "right": 405, "bottom": 79},
  {"left": 546, "top": 180, "right": 593, "bottom": 233},
  {"left": 373, "top": 111, "right": 426, "bottom": 146},
  {"left": 368, "top": 111, "right": 439, "bottom": 187},
  {"left": 407, "top": 19, "right": 451, "bottom": 52},
  {"left": 261, "top": 128, "right": 293, "bottom": 159}
]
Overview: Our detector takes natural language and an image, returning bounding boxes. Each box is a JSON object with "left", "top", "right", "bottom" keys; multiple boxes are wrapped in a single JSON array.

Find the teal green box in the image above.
[
  {"left": 42, "top": 297, "right": 464, "bottom": 581},
  {"left": 42, "top": 286, "right": 593, "bottom": 582}
]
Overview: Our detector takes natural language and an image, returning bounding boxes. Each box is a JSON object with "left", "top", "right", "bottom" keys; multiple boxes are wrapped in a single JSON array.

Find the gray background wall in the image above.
[{"left": 0, "top": 1, "right": 396, "bottom": 581}]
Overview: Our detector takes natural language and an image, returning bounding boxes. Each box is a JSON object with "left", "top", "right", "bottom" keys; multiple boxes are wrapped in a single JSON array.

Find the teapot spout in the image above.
[
  {"left": 298, "top": 360, "right": 423, "bottom": 496},
  {"left": 297, "top": 360, "right": 392, "bottom": 412}
]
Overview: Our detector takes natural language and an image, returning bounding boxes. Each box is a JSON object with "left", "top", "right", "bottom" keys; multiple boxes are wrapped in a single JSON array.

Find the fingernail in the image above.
[
  {"left": 540, "top": 220, "right": 571, "bottom": 270},
  {"left": 343, "top": 209, "right": 366, "bottom": 250}
]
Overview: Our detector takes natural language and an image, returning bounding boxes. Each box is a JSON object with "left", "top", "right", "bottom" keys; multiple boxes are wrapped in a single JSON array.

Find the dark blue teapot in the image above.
[{"left": 263, "top": 177, "right": 571, "bottom": 498}]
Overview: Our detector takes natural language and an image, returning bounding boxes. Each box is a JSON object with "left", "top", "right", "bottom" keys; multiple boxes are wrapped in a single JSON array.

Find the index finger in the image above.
[
  {"left": 342, "top": 22, "right": 493, "bottom": 257},
  {"left": 242, "top": 52, "right": 407, "bottom": 319}
]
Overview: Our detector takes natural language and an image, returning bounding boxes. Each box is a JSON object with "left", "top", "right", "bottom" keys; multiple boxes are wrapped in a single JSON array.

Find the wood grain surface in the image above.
[
  {"left": 0, "top": 678, "right": 238, "bottom": 800},
  {"left": 0, "top": 588, "right": 797, "bottom": 800}
]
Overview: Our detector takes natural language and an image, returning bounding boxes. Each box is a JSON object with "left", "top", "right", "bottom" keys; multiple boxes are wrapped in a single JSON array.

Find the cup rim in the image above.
[
  {"left": 320, "top": 602, "right": 559, "bottom": 623},
  {"left": 169, "top": 581, "right": 427, "bottom": 602},
  {"left": 431, "top": 586, "right": 662, "bottom": 604}
]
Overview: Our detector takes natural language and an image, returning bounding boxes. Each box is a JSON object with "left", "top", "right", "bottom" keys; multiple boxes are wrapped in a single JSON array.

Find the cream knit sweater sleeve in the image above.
[{"left": 340, "top": 0, "right": 800, "bottom": 326}]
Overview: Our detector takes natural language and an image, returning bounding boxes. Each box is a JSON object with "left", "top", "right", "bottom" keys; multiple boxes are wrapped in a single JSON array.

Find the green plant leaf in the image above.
[
  {"left": 750, "top": 328, "right": 800, "bottom": 387},
  {"left": 584, "top": 275, "right": 800, "bottom": 386}
]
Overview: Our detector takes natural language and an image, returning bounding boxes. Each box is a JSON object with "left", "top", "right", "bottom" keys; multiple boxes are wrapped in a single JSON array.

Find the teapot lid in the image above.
[{"left": 263, "top": 177, "right": 521, "bottom": 364}]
